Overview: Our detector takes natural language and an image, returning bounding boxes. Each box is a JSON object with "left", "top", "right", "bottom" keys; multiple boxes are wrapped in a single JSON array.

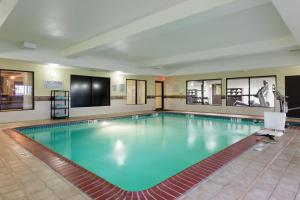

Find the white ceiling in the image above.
[
  {"left": 90, "top": 3, "right": 291, "bottom": 62},
  {"left": 0, "top": 0, "right": 299, "bottom": 76},
  {"left": 0, "top": 0, "right": 185, "bottom": 49}
]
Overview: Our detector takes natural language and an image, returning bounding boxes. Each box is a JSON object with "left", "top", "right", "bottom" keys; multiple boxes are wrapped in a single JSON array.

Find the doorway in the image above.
[
  {"left": 285, "top": 75, "right": 300, "bottom": 118},
  {"left": 155, "top": 81, "right": 164, "bottom": 110},
  {"left": 212, "top": 84, "right": 222, "bottom": 105}
]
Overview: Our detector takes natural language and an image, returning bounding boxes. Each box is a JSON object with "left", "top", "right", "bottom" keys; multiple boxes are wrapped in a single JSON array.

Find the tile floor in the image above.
[
  {"left": 0, "top": 112, "right": 300, "bottom": 200},
  {"left": 180, "top": 127, "right": 300, "bottom": 200},
  {"left": 0, "top": 125, "right": 90, "bottom": 200}
]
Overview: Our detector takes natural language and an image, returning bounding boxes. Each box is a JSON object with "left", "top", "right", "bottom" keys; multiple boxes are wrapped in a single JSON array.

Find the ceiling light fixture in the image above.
[
  {"left": 115, "top": 71, "right": 123, "bottom": 75},
  {"left": 50, "top": 71, "right": 57, "bottom": 78},
  {"left": 22, "top": 42, "right": 37, "bottom": 49},
  {"left": 48, "top": 63, "right": 59, "bottom": 67}
]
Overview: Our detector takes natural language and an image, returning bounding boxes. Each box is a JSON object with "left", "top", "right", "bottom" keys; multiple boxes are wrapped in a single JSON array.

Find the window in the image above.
[
  {"left": 126, "top": 79, "right": 147, "bottom": 105},
  {"left": 226, "top": 78, "right": 249, "bottom": 106},
  {"left": 226, "top": 76, "right": 276, "bottom": 107},
  {"left": 0, "top": 70, "right": 34, "bottom": 111},
  {"left": 71, "top": 75, "right": 110, "bottom": 108},
  {"left": 186, "top": 79, "right": 222, "bottom": 105}
]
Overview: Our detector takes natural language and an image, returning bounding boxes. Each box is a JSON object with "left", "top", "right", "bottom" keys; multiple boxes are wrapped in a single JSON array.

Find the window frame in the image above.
[
  {"left": 186, "top": 78, "right": 222, "bottom": 106},
  {"left": 226, "top": 75, "right": 277, "bottom": 108},
  {"left": 126, "top": 79, "right": 147, "bottom": 105},
  {"left": 0, "top": 69, "right": 35, "bottom": 112}
]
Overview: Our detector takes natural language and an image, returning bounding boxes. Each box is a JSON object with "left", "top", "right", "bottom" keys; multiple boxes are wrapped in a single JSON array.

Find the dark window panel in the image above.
[
  {"left": 71, "top": 75, "right": 110, "bottom": 108},
  {"left": 92, "top": 77, "right": 110, "bottom": 106},
  {"left": 71, "top": 75, "right": 92, "bottom": 108}
]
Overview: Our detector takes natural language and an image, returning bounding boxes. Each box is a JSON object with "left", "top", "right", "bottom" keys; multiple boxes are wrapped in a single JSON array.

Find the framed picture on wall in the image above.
[
  {"left": 112, "top": 84, "right": 117, "bottom": 92},
  {"left": 119, "top": 84, "right": 126, "bottom": 93}
]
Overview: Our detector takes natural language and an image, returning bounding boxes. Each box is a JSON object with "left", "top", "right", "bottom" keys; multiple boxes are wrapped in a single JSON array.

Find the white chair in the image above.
[{"left": 256, "top": 112, "right": 286, "bottom": 137}]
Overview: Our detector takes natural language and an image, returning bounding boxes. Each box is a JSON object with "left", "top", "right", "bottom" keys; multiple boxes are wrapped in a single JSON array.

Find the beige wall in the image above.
[
  {"left": 164, "top": 66, "right": 300, "bottom": 116},
  {"left": 0, "top": 59, "right": 156, "bottom": 123},
  {"left": 0, "top": 59, "right": 155, "bottom": 97},
  {"left": 1, "top": 58, "right": 300, "bottom": 122}
]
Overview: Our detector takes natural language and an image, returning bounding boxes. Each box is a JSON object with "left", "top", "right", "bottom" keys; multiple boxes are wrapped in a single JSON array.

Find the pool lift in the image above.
[
  {"left": 255, "top": 85, "right": 287, "bottom": 149},
  {"left": 272, "top": 84, "right": 288, "bottom": 113},
  {"left": 232, "top": 80, "right": 287, "bottom": 135},
  {"left": 254, "top": 85, "right": 289, "bottom": 151}
]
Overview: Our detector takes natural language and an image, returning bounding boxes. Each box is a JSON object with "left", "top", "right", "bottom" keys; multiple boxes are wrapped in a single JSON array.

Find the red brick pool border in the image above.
[{"left": 5, "top": 128, "right": 263, "bottom": 200}]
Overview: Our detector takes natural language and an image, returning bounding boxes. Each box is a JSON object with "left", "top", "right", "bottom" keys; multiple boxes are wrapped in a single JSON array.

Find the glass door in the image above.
[{"left": 155, "top": 81, "right": 163, "bottom": 110}]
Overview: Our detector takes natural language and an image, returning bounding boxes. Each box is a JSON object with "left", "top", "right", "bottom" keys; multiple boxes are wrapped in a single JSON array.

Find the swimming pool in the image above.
[{"left": 17, "top": 113, "right": 262, "bottom": 192}]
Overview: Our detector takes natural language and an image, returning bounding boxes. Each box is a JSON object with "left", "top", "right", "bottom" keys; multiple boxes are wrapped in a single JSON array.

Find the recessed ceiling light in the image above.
[
  {"left": 22, "top": 42, "right": 37, "bottom": 49},
  {"left": 48, "top": 63, "right": 59, "bottom": 67}
]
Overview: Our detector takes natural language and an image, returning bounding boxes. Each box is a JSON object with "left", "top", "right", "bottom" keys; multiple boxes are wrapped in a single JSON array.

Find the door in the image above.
[
  {"left": 212, "top": 84, "right": 222, "bottom": 105},
  {"left": 155, "top": 81, "right": 164, "bottom": 110},
  {"left": 285, "top": 76, "right": 300, "bottom": 118}
]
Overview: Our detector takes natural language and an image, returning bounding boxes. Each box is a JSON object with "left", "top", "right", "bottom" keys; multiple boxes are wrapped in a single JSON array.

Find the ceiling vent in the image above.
[
  {"left": 150, "top": 66, "right": 163, "bottom": 70},
  {"left": 22, "top": 42, "right": 37, "bottom": 49},
  {"left": 289, "top": 47, "right": 300, "bottom": 52}
]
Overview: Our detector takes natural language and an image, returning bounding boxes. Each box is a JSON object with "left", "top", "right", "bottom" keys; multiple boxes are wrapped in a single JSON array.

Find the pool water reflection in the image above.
[{"left": 20, "top": 113, "right": 262, "bottom": 191}]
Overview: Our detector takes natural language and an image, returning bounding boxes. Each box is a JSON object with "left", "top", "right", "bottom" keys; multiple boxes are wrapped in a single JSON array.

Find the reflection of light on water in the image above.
[
  {"left": 206, "top": 140, "right": 217, "bottom": 151},
  {"left": 101, "top": 121, "right": 109, "bottom": 126},
  {"left": 113, "top": 139, "right": 127, "bottom": 166},
  {"left": 101, "top": 124, "right": 136, "bottom": 133},
  {"left": 187, "top": 131, "right": 197, "bottom": 148},
  {"left": 205, "top": 134, "right": 217, "bottom": 151},
  {"left": 187, "top": 119, "right": 198, "bottom": 148}
]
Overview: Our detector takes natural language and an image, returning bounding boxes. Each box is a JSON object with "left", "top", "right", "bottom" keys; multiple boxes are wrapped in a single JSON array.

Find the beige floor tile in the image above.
[
  {"left": 22, "top": 180, "right": 46, "bottom": 194},
  {"left": 252, "top": 177, "right": 278, "bottom": 192},
  {"left": 66, "top": 194, "right": 90, "bottom": 200},
  {"left": 179, "top": 195, "right": 193, "bottom": 200},
  {"left": 270, "top": 187, "right": 297, "bottom": 200},
  {"left": 209, "top": 174, "right": 233, "bottom": 186},
  {"left": 212, "top": 191, "right": 237, "bottom": 200},
  {"left": 0, "top": 177, "right": 16, "bottom": 188},
  {"left": 244, "top": 188, "right": 270, "bottom": 200},
  {"left": 295, "top": 193, "right": 300, "bottom": 200},
  {"left": 0, "top": 184, "right": 20, "bottom": 194},
  {"left": 222, "top": 182, "right": 247, "bottom": 199},
  {"left": 48, "top": 183, "right": 80, "bottom": 199},
  {"left": 31, "top": 189, "right": 58, "bottom": 200},
  {"left": 188, "top": 180, "right": 222, "bottom": 200},
  {"left": 275, "top": 177, "right": 299, "bottom": 193},
  {"left": 1, "top": 190, "right": 28, "bottom": 200}
]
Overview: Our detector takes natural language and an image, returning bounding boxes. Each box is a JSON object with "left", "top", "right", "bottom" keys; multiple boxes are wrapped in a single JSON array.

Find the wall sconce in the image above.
[
  {"left": 50, "top": 71, "right": 57, "bottom": 79},
  {"left": 114, "top": 71, "right": 124, "bottom": 83}
]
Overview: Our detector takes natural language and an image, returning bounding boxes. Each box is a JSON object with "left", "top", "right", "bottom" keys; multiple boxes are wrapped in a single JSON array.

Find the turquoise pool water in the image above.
[{"left": 19, "top": 113, "right": 262, "bottom": 191}]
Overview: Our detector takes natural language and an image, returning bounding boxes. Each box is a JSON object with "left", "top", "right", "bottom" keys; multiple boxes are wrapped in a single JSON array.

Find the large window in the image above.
[
  {"left": 126, "top": 79, "right": 147, "bottom": 105},
  {"left": 0, "top": 70, "right": 34, "bottom": 111},
  {"left": 186, "top": 79, "right": 222, "bottom": 105},
  {"left": 71, "top": 75, "right": 110, "bottom": 108},
  {"left": 226, "top": 76, "right": 276, "bottom": 107}
]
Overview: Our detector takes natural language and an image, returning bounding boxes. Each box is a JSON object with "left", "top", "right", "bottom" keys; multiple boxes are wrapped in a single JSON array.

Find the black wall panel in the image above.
[
  {"left": 71, "top": 75, "right": 91, "bottom": 108},
  {"left": 71, "top": 75, "right": 110, "bottom": 108},
  {"left": 92, "top": 77, "right": 110, "bottom": 106}
]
